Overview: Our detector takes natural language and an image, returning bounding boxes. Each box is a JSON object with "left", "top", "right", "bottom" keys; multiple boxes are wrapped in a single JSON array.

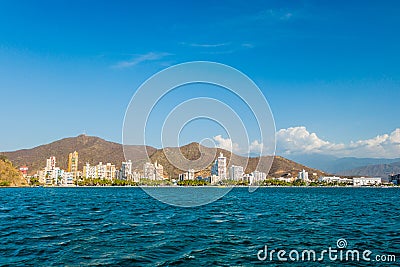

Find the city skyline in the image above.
[{"left": 0, "top": 0, "right": 399, "bottom": 158}]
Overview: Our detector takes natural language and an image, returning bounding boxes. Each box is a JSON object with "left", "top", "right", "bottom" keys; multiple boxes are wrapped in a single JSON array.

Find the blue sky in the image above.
[{"left": 0, "top": 0, "right": 399, "bottom": 157}]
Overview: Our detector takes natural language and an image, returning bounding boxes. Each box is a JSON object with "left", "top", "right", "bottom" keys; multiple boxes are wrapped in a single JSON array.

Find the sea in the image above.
[{"left": 0, "top": 187, "right": 399, "bottom": 266}]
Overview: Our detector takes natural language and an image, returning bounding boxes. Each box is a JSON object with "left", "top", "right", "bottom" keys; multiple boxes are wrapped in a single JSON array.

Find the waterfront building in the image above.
[
  {"left": 353, "top": 177, "right": 382, "bottom": 186},
  {"left": 179, "top": 169, "right": 195, "bottom": 181},
  {"left": 178, "top": 172, "right": 187, "bottom": 181},
  {"left": 211, "top": 160, "right": 218, "bottom": 176},
  {"left": 105, "top": 163, "right": 116, "bottom": 180},
  {"left": 39, "top": 156, "right": 61, "bottom": 185},
  {"left": 83, "top": 162, "right": 116, "bottom": 180},
  {"left": 83, "top": 163, "right": 97, "bottom": 179},
  {"left": 217, "top": 153, "right": 227, "bottom": 179},
  {"left": 143, "top": 162, "right": 155, "bottom": 180},
  {"left": 132, "top": 171, "right": 140, "bottom": 182},
  {"left": 210, "top": 174, "right": 220, "bottom": 184},
  {"left": 298, "top": 169, "right": 309, "bottom": 181},
  {"left": 120, "top": 160, "right": 133, "bottom": 180},
  {"left": 389, "top": 174, "right": 400, "bottom": 185},
  {"left": 243, "top": 174, "right": 251, "bottom": 184},
  {"left": 319, "top": 176, "right": 353, "bottom": 184},
  {"left": 96, "top": 162, "right": 107, "bottom": 179},
  {"left": 143, "top": 161, "right": 164, "bottom": 180},
  {"left": 68, "top": 151, "right": 79, "bottom": 178},
  {"left": 211, "top": 153, "right": 227, "bottom": 180},
  {"left": 19, "top": 166, "right": 28, "bottom": 178},
  {"left": 154, "top": 161, "right": 164, "bottom": 179},
  {"left": 318, "top": 176, "right": 342, "bottom": 183},
  {"left": 249, "top": 170, "right": 267, "bottom": 185},
  {"left": 274, "top": 177, "right": 294, "bottom": 183},
  {"left": 229, "top": 165, "right": 244, "bottom": 181},
  {"left": 61, "top": 172, "right": 75, "bottom": 186},
  {"left": 46, "top": 156, "right": 56, "bottom": 171},
  {"left": 341, "top": 178, "right": 353, "bottom": 184}
]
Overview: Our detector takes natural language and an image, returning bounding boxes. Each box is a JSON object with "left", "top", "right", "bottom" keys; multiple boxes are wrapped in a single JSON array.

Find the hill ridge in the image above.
[{"left": 2, "top": 135, "right": 328, "bottom": 178}]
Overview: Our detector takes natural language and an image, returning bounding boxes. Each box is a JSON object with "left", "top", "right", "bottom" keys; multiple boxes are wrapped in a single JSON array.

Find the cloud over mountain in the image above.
[{"left": 277, "top": 126, "right": 400, "bottom": 158}]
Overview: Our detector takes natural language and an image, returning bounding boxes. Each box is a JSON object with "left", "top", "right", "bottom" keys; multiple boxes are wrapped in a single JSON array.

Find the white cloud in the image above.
[
  {"left": 277, "top": 126, "right": 400, "bottom": 158},
  {"left": 252, "top": 9, "right": 295, "bottom": 22},
  {"left": 213, "top": 135, "right": 240, "bottom": 153},
  {"left": 249, "top": 140, "right": 264, "bottom": 153},
  {"left": 213, "top": 135, "right": 265, "bottom": 155},
  {"left": 112, "top": 52, "right": 171, "bottom": 69},
  {"left": 188, "top": 42, "right": 229, "bottom": 48}
]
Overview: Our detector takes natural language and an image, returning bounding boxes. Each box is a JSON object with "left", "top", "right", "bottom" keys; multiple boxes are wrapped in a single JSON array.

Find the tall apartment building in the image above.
[
  {"left": 143, "top": 161, "right": 164, "bottom": 180},
  {"left": 298, "top": 169, "right": 309, "bottom": 181},
  {"left": 68, "top": 151, "right": 79, "bottom": 178},
  {"left": 217, "top": 153, "right": 227, "bottom": 180},
  {"left": 120, "top": 160, "right": 133, "bottom": 180},
  {"left": 229, "top": 165, "right": 244, "bottom": 181},
  {"left": 105, "top": 163, "right": 116, "bottom": 180}
]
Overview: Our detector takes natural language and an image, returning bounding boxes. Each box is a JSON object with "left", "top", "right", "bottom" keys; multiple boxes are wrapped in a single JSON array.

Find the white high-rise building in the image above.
[
  {"left": 144, "top": 162, "right": 155, "bottom": 180},
  {"left": 121, "top": 160, "right": 133, "bottom": 180},
  {"left": 39, "top": 156, "right": 59, "bottom": 185},
  {"left": 229, "top": 165, "right": 244, "bottom": 181},
  {"left": 143, "top": 161, "right": 164, "bottom": 180},
  {"left": 298, "top": 169, "right": 309, "bottom": 181},
  {"left": 250, "top": 170, "right": 267, "bottom": 185},
  {"left": 83, "top": 163, "right": 97, "bottom": 179},
  {"left": 217, "top": 153, "right": 227, "bottom": 180},
  {"left": 132, "top": 171, "right": 140, "bottom": 182},
  {"left": 179, "top": 169, "right": 195, "bottom": 181},
  {"left": 154, "top": 161, "right": 164, "bottom": 179},
  {"left": 96, "top": 162, "right": 106, "bottom": 179},
  {"left": 46, "top": 156, "right": 56, "bottom": 171}
]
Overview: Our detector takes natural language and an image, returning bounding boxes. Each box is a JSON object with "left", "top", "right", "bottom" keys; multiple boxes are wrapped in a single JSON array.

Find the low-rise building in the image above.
[
  {"left": 319, "top": 176, "right": 353, "bottom": 184},
  {"left": 274, "top": 177, "right": 294, "bottom": 183},
  {"left": 353, "top": 177, "right": 382, "bottom": 186},
  {"left": 61, "top": 172, "right": 75, "bottom": 186}
]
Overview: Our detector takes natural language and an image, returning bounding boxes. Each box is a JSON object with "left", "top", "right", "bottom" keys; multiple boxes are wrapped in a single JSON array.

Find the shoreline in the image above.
[{"left": 0, "top": 185, "right": 398, "bottom": 188}]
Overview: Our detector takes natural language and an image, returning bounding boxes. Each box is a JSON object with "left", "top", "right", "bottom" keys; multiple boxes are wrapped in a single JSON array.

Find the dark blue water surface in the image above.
[{"left": 0, "top": 187, "right": 399, "bottom": 266}]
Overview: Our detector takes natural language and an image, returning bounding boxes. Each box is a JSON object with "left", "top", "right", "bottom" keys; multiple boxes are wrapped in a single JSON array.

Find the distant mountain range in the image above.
[
  {"left": 338, "top": 161, "right": 400, "bottom": 179},
  {"left": 289, "top": 154, "right": 400, "bottom": 176},
  {"left": 1, "top": 135, "right": 327, "bottom": 178}
]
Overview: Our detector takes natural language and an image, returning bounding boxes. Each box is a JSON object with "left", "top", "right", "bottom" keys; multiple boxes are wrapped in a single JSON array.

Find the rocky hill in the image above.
[
  {"left": 2, "top": 135, "right": 156, "bottom": 175},
  {"left": 0, "top": 156, "right": 27, "bottom": 186},
  {"left": 1, "top": 135, "right": 328, "bottom": 179},
  {"left": 149, "top": 142, "right": 327, "bottom": 178}
]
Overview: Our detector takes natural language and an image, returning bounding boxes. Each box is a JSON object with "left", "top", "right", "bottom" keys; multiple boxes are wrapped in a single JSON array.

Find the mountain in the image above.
[
  {"left": 339, "top": 161, "right": 400, "bottom": 178},
  {"left": 149, "top": 142, "right": 326, "bottom": 178},
  {"left": 1, "top": 135, "right": 328, "bottom": 179},
  {"left": 2, "top": 135, "right": 156, "bottom": 175},
  {"left": 286, "top": 154, "right": 400, "bottom": 174},
  {"left": 0, "top": 156, "right": 27, "bottom": 186}
]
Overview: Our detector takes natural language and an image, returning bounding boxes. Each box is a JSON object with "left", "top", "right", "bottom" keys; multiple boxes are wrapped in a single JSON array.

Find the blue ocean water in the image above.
[{"left": 0, "top": 187, "right": 399, "bottom": 266}]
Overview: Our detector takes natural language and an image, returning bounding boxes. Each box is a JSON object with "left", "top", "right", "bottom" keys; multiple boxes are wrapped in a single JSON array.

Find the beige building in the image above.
[{"left": 68, "top": 151, "right": 79, "bottom": 178}]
